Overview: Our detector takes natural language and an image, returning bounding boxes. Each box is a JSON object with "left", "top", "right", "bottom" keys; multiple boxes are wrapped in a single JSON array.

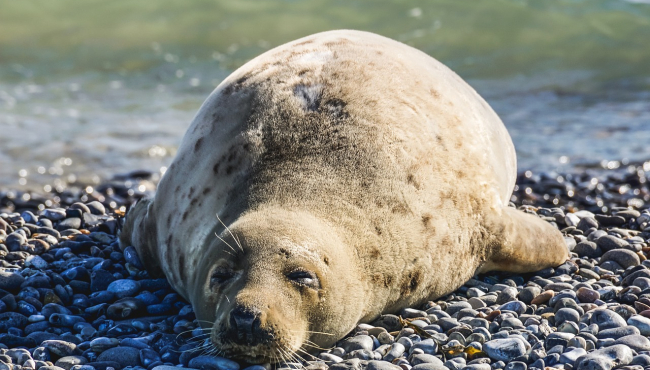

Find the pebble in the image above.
[
  {"left": 575, "top": 344, "right": 633, "bottom": 370},
  {"left": 96, "top": 346, "right": 140, "bottom": 367},
  {"left": 483, "top": 338, "right": 526, "bottom": 362},
  {"left": 188, "top": 356, "right": 240, "bottom": 370}
]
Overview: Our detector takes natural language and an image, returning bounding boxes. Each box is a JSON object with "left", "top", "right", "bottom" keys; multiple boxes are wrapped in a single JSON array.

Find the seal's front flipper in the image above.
[
  {"left": 118, "top": 198, "right": 163, "bottom": 277},
  {"left": 479, "top": 206, "right": 568, "bottom": 274}
]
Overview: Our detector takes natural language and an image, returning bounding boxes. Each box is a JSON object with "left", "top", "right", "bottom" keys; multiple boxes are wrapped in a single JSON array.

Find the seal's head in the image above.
[{"left": 190, "top": 207, "right": 366, "bottom": 364}]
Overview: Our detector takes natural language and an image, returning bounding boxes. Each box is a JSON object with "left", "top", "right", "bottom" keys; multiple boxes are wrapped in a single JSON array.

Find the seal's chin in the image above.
[{"left": 217, "top": 342, "right": 301, "bottom": 364}]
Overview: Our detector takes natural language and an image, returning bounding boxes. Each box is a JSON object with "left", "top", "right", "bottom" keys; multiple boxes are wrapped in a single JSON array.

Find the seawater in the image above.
[{"left": 1, "top": 0, "right": 649, "bottom": 191}]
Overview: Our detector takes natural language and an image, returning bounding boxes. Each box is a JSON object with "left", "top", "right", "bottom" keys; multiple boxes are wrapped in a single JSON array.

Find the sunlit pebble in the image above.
[
  {"left": 176, "top": 70, "right": 185, "bottom": 78},
  {"left": 44, "top": 184, "right": 52, "bottom": 192},
  {"left": 37, "top": 166, "right": 46, "bottom": 174},
  {"left": 19, "top": 169, "right": 28, "bottom": 177},
  {"left": 18, "top": 178, "right": 27, "bottom": 185},
  {"left": 138, "top": 184, "right": 146, "bottom": 192},
  {"left": 109, "top": 201, "right": 117, "bottom": 209},
  {"left": 85, "top": 186, "right": 94, "bottom": 194},
  {"left": 109, "top": 81, "right": 123, "bottom": 89},
  {"left": 409, "top": 7, "right": 423, "bottom": 17},
  {"left": 190, "top": 78, "right": 200, "bottom": 87}
]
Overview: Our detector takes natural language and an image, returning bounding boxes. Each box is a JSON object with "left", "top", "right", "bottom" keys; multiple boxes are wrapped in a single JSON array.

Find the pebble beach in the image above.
[{"left": 1, "top": 160, "right": 650, "bottom": 370}]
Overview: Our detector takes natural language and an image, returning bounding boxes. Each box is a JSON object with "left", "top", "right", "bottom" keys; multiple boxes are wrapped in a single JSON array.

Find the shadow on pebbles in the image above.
[{"left": 1, "top": 161, "right": 650, "bottom": 370}]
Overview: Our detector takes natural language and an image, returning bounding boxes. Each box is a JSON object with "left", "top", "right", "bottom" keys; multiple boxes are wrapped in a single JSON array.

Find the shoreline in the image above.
[{"left": 0, "top": 162, "right": 649, "bottom": 370}]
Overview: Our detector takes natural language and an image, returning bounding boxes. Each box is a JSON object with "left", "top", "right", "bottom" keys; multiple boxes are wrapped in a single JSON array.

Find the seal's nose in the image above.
[{"left": 229, "top": 306, "right": 261, "bottom": 338}]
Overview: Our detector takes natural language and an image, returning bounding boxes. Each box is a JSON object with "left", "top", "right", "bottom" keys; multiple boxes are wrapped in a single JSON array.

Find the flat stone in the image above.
[
  {"left": 627, "top": 315, "right": 650, "bottom": 336},
  {"left": 340, "top": 335, "right": 374, "bottom": 353},
  {"left": 188, "top": 356, "right": 240, "bottom": 370},
  {"left": 575, "top": 344, "right": 633, "bottom": 370},
  {"left": 589, "top": 309, "right": 627, "bottom": 330},
  {"left": 97, "top": 346, "right": 140, "bottom": 367},
  {"left": 601, "top": 249, "right": 640, "bottom": 269},
  {"left": 483, "top": 338, "right": 526, "bottom": 362},
  {"left": 613, "top": 334, "right": 650, "bottom": 352}
]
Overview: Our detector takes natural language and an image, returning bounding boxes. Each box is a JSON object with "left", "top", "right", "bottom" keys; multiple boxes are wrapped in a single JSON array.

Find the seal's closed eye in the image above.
[
  {"left": 210, "top": 268, "right": 235, "bottom": 288},
  {"left": 287, "top": 270, "right": 320, "bottom": 289}
]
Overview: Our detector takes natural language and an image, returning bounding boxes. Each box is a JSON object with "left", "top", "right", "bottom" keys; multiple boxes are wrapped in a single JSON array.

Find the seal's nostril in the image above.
[{"left": 229, "top": 306, "right": 259, "bottom": 335}]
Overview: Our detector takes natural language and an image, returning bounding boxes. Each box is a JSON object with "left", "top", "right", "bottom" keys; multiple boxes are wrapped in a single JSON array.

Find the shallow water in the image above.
[{"left": 1, "top": 0, "right": 650, "bottom": 191}]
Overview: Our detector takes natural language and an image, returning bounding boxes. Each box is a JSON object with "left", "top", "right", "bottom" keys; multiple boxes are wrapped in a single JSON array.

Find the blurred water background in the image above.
[{"left": 1, "top": 0, "right": 649, "bottom": 192}]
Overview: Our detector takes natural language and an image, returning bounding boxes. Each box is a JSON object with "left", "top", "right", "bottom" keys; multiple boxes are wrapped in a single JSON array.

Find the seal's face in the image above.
[{"left": 190, "top": 209, "right": 366, "bottom": 364}]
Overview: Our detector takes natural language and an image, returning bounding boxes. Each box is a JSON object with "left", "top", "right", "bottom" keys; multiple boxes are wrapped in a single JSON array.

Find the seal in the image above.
[{"left": 120, "top": 30, "right": 568, "bottom": 363}]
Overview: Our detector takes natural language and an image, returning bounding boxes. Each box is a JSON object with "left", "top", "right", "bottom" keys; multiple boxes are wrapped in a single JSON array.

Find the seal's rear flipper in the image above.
[{"left": 478, "top": 206, "right": 568, "bottom": 274}]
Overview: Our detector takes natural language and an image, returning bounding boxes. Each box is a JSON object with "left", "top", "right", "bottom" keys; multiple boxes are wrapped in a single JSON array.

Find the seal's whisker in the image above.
[
  {"left": 301, "top": 340, "right": 330, "bottom": 351},
  {"left": 214, "top": 230, "right": 239, "bottom": 255},
  {"left": 194, "top": 319, "right": 216, "bottom": 325},
  {"left": 216, "top": 214, "right": 244, "bottom": 252}
]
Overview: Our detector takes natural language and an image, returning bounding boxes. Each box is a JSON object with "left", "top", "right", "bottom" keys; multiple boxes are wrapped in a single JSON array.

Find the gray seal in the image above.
[{"left": 120, "top": 30, "right": 567, "bottom": 363}]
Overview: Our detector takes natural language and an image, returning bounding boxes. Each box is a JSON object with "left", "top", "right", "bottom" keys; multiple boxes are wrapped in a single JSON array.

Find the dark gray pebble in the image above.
[
  {"left": 188, "top": 356, "right": 240, "bottom": 370},
  {"left": 96, "top": 346, "right": 140, "bottom": 367}
]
